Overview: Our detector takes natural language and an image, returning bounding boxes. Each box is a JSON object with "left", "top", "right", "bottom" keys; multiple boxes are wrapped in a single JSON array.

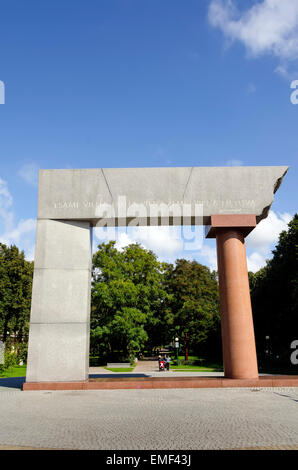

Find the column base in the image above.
[
  {"left": 23, "top": 380, "right": 89, "bottom": 391},
  {"left": 22, "top": 376, "right": 298, "bottom": 391}
]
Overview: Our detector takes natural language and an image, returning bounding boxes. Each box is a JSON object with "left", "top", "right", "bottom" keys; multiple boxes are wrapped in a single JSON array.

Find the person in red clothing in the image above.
[{"left": 158, "top": 356, "right": 165, "bottom": 371}]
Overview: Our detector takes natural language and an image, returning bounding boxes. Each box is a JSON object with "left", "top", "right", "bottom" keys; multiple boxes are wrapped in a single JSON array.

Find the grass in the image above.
[
  {"left": 1, "top": 364, "right": 137, "bottom": 377},
  {"left": 169, "top": 355, "right": 223, "bottom": 372},
  {"left": 170, "top": 365, "right": 222, "bottom": 372},
  {"left": 0, "top": 365, "right": 27, "bottom": 378}
]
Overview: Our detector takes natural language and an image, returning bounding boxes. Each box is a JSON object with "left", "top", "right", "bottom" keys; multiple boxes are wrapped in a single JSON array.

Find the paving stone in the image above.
[{"left": 0, "top": 387, "right": 298, "bottom": 449}]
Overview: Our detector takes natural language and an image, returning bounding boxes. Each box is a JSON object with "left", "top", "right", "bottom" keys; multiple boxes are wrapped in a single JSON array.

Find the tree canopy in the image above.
[
  {"left": 91, "top": 241, "right": 221, "bottom": 361},
  {"left": 91, "top": 241, "right": 170, "bottom": 360},
  {"left": 0, "top": 243, "right": 33, "bottom": 343},
  {"left": 249, "top": 214, "right": 298, "bottom": 365},
  {"left": 163, "top": 259, "right": 221, "bottom": 358}
]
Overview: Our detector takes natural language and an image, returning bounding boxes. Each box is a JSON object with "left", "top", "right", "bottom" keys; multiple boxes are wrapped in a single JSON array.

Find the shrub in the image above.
[
  {"left": 4, "top": 347, "right": 18, "bottom": 369},
  {"left": 16, "top": 342, "right": 28, "bottom": 364},
  {"left": 0, "top": 341, "right": 28, "bottom": 373}
]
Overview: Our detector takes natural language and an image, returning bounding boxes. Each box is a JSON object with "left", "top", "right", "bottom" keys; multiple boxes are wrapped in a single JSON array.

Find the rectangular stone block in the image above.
[
  {"left": 34, "top": 219, "right": 92, "bottom": 270},
  {"left": 26, "top": 218, "right": 91, "bottom": 383},
  {"left": 26, "top": 322, "right": 90, "bottom": 382},
  {"left": 30, "top": 268, "right": 91, "bottom": 323},
  {"left": 37, "top": 166, "right": 289, "bottom": 225},
  {"left": 205, "top": 214, "right": 257, "bottom": 238}
]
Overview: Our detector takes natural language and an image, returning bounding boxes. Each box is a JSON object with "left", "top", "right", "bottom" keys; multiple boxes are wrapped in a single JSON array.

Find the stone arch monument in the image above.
[{"left": 24, "top": 166, "right": 288, "bottom": 387}]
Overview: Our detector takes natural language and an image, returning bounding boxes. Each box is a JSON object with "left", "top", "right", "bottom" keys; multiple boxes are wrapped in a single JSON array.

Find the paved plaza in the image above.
[{"left": 0, "top": 379, "right": 298, "bottom": 450}]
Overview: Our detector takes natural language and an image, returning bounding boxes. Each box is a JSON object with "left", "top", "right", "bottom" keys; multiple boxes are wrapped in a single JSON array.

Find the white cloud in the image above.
[
  {"left": 1, "top": 218, "right": 36, "bottom": 246},
  {"left": 0, "top": 178, "right": 13, "bottom": 207},
  {"left": 275, "top": 64, "right": 298, "bottom": 80},
  {"left": 93, "top": 210, "right": 291, "bottom": 273},
  {"left": 25, "top": 244, "right": 36, "bottom": 262},
  {"left": 246, "top": 210, "right": 292, "bottom": 252},
  {"left": 246, "top": 210, "right": 292, "bottom": 272},
  {"left": 196, "top": 244, "right": 218, "bottom": 271},
  {"left": 94, "top": 225, "right": 185, "bottom": 263},
  {"left": 94, "top": 224, "right": 205, "bottom": 263},
  {"left": 0, "top": 177, "right": 14, "bottom": 231},
  {"left": 196, "top": 210, "right": 291, "bottom": 273},
  {"left": 0, "top": 177, "right": 36, "bottom": 259},
  {"left": 18, "top": 163, "right": 39, "bottom": 186},
  {"left": 275, "top": 64, "right": 290, "bottom": 79},
  {"left": 246, "top": 251, "right": 267, "bottom": 272},
  {"left": 115, "top": 231, "right": 134, "bottom": 251},
  {"left": 208, "top": 0, "right": 298, "bottom": 66}
]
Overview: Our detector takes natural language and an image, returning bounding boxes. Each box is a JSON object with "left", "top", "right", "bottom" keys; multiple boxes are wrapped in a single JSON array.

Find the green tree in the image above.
[
  {"left": 91, "top": 241, "right": 170, "bottom": 360},
  {"left": 0, "top": 243, "right": 33, "bottom": 343},
  {"left": 250, "top": 214, "right": 298, "bottom": 365},
  {"left": 164, "top": 259, "right": 221, "bottom": 359}
]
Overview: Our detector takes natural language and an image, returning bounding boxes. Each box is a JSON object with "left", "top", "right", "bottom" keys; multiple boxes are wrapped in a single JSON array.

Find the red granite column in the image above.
[{"left": 206, "top": 215, "right": 259, "bottom": 379}]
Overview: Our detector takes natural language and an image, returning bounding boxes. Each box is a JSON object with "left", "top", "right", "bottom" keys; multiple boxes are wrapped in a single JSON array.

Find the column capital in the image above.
[{"left": 205, "top": 214, "right": 256, "bottom": 239}]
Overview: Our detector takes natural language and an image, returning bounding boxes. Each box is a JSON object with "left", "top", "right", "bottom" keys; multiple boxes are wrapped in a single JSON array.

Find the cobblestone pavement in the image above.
[
  {"left": 133, "top": 360, "right": 159, "bottom": 373},
  {"left": 0, "top": 387, "right": 298, "bottom": 450}
]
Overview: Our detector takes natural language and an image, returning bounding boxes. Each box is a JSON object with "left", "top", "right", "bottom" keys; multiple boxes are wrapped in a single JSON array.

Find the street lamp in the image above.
[
  {"left": 175, "top": 337, "right": 179, "bottom": 367},
  {"left": 265, "top": 335, "right": 270, "bottom": 355}
]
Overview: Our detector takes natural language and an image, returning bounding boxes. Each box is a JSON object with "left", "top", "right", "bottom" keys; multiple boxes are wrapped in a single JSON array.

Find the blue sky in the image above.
[{"left": 0, "top": 0, "right": 297, "bottom": 271}]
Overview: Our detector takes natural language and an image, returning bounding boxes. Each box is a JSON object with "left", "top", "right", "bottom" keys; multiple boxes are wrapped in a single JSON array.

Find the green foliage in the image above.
[
  {"left": 16, "top": 342, "right": 28, "bottom": 363},
  {"left": 164, "top": 259, "right": 221, "bottom": 359},
  {"left": 250, "top": 214, "right": 298, "bottom": 366},
  {"left": 4, "top": 345, "right": 18, "bottom": 369},
  {"left": 0, "top": 243, "right": 33, "bottom": 343},
  {"left": 91, "top": 241, "right": 170, "bottom": 360},
  {"left": 0, "top": 340, "right": 28, "bottom": 375},
  {"left": 91, "top": 241, "right": 221, "bottom": 362},
  {"left": 173, "top": 356, "right": 205, "bottom": 366}
]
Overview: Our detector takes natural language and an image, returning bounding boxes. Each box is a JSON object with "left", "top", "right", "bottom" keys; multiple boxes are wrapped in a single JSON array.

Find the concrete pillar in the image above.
[
  {"left": 26, "top": 219, "right": 92, "bottom": 383},
  {"left": 206, "top": 215, "right": 259, "bottom": 379}
]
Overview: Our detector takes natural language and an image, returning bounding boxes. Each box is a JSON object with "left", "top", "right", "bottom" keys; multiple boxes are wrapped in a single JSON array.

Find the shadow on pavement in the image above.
[
  {"left": 0, "top": 377, "right": 26, "bottom": 389},
  {"left": 89, "top": 373, "right": 149, "bottom": 379},
  {"left": 0, "top": 375, "right": 150, "bottom": 388}
]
